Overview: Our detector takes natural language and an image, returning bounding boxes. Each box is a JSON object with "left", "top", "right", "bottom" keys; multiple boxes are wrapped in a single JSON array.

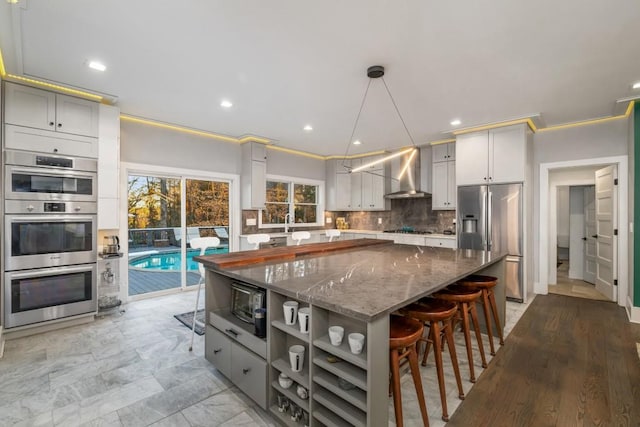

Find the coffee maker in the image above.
[{"left": 103, "top": 235, "right": 120, "bottom": 256}]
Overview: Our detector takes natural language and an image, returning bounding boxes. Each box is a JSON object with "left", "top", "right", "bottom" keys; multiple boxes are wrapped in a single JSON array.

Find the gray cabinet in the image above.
[
  {"left": 205, "top": 325, "right": 267, "bottom": 408},
  {"left": 432, "top": 143, "right": 456, "bottom": 210},
  {"left": 4, "top": 81, "right": 99, "bottom": 138},
  {"left": 241, "top": 142, "right": 267, "bottom": 209},
  {"left": 456, "top": 124, "right": 527, "bottom": 186}
]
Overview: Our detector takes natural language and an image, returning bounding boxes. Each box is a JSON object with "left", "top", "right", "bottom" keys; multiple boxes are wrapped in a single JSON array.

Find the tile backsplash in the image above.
[
  {"left": 328, "top": 198, "right": 455, "bottom": 233},
  {"left": 243, "top": 198, "right": 455, "bottom": 234}
]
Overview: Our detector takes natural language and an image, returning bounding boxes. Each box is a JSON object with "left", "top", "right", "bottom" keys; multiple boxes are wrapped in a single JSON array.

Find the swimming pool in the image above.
[{"left": 129, "top": 248, "right": 228, "bottom": 271}]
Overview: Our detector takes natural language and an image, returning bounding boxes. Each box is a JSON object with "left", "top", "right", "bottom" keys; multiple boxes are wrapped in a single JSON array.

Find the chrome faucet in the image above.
[{"left": 284, "top": 213, "right": 292, "bottom": 233}]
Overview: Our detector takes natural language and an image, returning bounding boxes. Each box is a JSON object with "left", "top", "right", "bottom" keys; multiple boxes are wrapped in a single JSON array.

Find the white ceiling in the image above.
[{"left": 1, "top": 0, "right": 639, "bottom": 157}]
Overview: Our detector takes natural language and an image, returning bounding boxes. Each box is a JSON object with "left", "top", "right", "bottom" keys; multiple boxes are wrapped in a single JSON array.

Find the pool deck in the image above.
[{"left": 128, "top": 245, "right": 229, "bottom": 296}]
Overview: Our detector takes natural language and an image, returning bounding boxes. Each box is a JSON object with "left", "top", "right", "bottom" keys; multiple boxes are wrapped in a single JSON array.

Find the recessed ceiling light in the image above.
[
  {"left": 633, "top": 82, "right": 640, "bottom": 90},
  {"left": 353, "top": 140, "right": 362, "bottom": 145},
  {"left": 303, "top": 125, "right": 313, "bottom": 131},
  {"left": 450, "top": 119, "right": 461, "bottom": 126},
  {"left": 88, "top": 61, "right": 106, "bottom": 72},
  {"left": 220, "top": 100, "right": 233, "bottom": 108}
]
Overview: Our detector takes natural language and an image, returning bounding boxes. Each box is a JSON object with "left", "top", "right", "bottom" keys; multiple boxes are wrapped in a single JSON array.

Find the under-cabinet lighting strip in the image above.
[{"left": 120, "top": 114, "right": 269, "bottom": 144}]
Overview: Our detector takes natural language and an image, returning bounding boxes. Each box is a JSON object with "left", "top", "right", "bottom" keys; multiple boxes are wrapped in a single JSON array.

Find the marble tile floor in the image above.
[
  {"left": 0, "top": 290, "right": 533, "bottom": 427},
  {"left": 0, "top": 291, "right": 277, "bottom": 427}
]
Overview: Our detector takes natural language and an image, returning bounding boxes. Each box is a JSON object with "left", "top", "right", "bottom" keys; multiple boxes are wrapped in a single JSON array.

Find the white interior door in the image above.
[
  {"left": 594, "top": 165, "right": 617, "bottom": 301},
  {"left": 583, "top": 186, "right": 596, "bottom": 284}
]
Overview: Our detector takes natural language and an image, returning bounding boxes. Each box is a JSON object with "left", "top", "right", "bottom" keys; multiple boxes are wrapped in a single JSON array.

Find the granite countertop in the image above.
[{"left": 202, "top": 244, "right": 505, "bottom": 322}]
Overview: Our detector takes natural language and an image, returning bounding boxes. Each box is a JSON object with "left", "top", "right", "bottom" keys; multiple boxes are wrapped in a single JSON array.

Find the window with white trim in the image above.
[{"left": 260, "top": 177, "right": 323, "bottom": 228}]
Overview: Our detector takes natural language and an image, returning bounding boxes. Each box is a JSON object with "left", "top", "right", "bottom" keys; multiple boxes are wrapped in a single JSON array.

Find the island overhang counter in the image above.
[{"left": 196, "top": 239, "right": 507, "bottom": 426}]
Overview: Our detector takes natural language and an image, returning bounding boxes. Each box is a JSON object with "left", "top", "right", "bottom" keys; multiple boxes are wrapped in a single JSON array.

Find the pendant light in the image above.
[{"left": 343, "top": 65, "right": 418, "bottom": 178}]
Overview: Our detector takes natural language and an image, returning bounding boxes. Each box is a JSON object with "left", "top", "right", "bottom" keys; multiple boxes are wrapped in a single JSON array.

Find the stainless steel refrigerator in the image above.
[{"left": 457, "top": 183, "right": 524, "bottom": 302}]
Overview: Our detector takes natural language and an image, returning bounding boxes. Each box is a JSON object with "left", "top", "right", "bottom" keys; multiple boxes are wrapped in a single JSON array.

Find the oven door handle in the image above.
[
  {"left": 9, "top": 215, "right": 96, "bottom": 223},
  {"left": 7, "top": 264, "right": 95, "bottom": 279}
]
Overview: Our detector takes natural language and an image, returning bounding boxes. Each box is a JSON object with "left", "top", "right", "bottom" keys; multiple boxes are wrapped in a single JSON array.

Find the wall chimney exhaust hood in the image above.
[{"left": 384, "top": 149, "right": 430, "bottom": 199}]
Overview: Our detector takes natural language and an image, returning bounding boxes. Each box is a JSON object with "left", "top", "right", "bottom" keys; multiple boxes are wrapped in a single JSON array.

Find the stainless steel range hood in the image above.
[{"left": 384, "top": 149, "right": 431, "bottom": 199}]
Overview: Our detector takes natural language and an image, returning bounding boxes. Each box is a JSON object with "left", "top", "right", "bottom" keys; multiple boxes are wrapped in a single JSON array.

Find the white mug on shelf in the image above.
[
  {"left": 298, "top": 307, "right": 310, "bottom": 334},
  {"left": 348, "top": 332, "right": 365, "bottom": 354},
  {"left": 289, "top": 345, "right": 305, "bottom": 372},
  {"left": 283, "top": 301, "right": 299, "bottom": 326},
  {"left": 328, "top": 326, "right": 344, "bottom": 346}
]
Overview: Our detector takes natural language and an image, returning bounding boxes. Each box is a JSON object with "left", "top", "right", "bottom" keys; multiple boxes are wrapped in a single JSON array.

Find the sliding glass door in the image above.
[{"left": 127, "top": 173, "right": 230, "bottom": 297}]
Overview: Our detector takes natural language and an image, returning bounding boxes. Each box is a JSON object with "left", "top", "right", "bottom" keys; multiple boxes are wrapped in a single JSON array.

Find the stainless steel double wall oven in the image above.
[{"left": 3, "top": 150, "right": 98, "bottom": 328}]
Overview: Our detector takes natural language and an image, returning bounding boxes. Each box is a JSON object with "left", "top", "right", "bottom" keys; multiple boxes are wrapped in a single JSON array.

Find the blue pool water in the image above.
[{"left": 129, "top": 248, "right": 227, "bottom": 271}]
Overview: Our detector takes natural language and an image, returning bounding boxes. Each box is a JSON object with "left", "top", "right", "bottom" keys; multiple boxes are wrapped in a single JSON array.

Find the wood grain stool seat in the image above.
[
  {"left": 457, "top": 274, "right": 504, "bottom": 356},
  {"left": 390, "top": 314, "right": 430, "bottom": 427},
  {"left": 403, "top": 299, "right": 464, "bottom": 421},
  {"left": 432, "top": 285, "right": 487, "bottom": 383}
]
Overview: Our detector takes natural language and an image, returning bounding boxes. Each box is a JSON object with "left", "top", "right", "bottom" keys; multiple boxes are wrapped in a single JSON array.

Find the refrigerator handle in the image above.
[
  {"left": 487, "top": 191, "right": 493, "bottom": 251},
  {"left": 482, "top": 190, "right": 488, "bottom": 249}
]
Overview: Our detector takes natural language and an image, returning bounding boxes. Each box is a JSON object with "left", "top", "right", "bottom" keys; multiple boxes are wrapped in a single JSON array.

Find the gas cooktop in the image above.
[{"left": 383, "top": 229, "right": 434, "bottom": 235}]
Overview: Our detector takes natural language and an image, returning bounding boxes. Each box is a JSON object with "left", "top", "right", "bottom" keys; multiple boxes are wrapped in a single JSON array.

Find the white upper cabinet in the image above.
[
  {"left": 431, "top": 142, "right": 456, "bottom": 210},
  {"left": 489, "top": 125, "right": 527, "bottom": 184},
  {"left": 97, "top": 104, "right": 121, "bottom": 230},
  {"left": 241, "top": 142, "right": 267, "bottom": 209},
  {"left": 455, "top": 124, "right": 527, "bottom": 186},
  {"left": 325, "top": 155, "right": 389, "bottom": 211},
  {"left": 325, "top": 159, "right": 352, "bottom": 210},
  {"left": 432, "top": 142, "right": 455, "bottom": 162},
  {"left": 432, "top": 160, "right": 456, "bottom": 210},
  {"left": 4, "top": 82, "right": 99, "bottom": 138}
]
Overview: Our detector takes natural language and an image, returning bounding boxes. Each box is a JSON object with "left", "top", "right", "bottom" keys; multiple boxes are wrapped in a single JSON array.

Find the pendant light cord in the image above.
[
  {"left": 342, "top": 79, "right": 372, "bottom": 170},
  {"left": 381, "top": 76, "right": 416, "bottom": 147}
]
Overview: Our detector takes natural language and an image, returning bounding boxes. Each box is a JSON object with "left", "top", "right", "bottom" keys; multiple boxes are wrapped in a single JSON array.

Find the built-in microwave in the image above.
[
  {"left": 4, "top": 150, "right": 97, "bottom": 202},
  {"left": 231, "top": 282, "right": 266, "bottom": 323}
]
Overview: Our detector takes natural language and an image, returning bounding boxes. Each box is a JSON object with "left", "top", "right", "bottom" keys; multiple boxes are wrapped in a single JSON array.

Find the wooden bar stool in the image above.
[
  {"left": 457, "top": 274, "right": 504, "bottom": 356},
  {"left": 432, "top": 285, "right": 487, "bottom": 383},
  {"left": 402, "top": 299, "right": 464, "bottom": 421},
  {"left": 389, "top": 314, "right": 430, "bottom": 427}
]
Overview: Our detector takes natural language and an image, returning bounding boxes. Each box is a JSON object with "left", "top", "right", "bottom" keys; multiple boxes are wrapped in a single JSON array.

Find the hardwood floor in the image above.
[{"left": 447, "top": 294, "right": 640, "bottom": 427}]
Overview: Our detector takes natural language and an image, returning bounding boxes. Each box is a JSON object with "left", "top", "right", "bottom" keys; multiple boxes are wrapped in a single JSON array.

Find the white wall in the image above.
[
  {"left": 533, "top": 118, "right": 629, "bottom": 286},
  {"left": 568, "top": 186, "right": 586, "bottom": 279},
  {"left": 121, "top": 120, "right": 326, "bottom": 182},
  {"left": 266, "top": 148, "right": 325, "bottom": 181}
]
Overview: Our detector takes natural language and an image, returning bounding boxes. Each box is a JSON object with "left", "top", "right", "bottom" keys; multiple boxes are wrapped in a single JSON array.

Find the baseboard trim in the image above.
[
  {"left": 3, "top": 313, "right": 96, "bottom": 340},
  {"left": 533, "top": 281, "right": 547, "bottom": 295},
  {"left": 627, "top": 296, "right": 640, "bottom": 324},
  {"left": 567, "top": 269, "right": 583, "bottom": 280}
]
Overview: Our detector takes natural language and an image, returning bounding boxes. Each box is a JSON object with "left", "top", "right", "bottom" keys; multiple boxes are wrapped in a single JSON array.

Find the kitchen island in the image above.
[{"left": 196, "top": 239, "right": 507, "bottom": 427}]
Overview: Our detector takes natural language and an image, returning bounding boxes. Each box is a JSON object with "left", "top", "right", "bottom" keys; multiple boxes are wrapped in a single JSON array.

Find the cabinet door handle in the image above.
[
  {"left": 242, "top": 368, "right": 251, "bottom": 375},
  {"left": 592, "top": 235, "right": 598, "bottom": 239},
  {"left": 53, "top": 148, "right": 59, "bottom": 153},
  {"left": 57, "top": 123, "right": 62, "bottom": 128},
  {"left": 49, "top": 121, "right": 54, "bottom": 126},
  {"left": 225, "top": 328, "right": 239, "bottom": 338},
  {"left": 213, "top": 348, "right": 222, "bottom": 354}
]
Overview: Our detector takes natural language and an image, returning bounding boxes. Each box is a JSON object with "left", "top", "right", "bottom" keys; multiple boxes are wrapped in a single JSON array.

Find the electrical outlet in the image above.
[
  {"left": 378, "top": 218, "right": 382, "bottom": 225},
  {"left": 246, "top": 218, "right": 257, "bottom": 226},
  {"left": 326, "top": 217, "right": 332, "bottom": 224}
]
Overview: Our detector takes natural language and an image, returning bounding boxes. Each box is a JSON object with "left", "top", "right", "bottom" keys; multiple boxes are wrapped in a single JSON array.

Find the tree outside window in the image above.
[{"left": 261, "top": 180, "right": 319, "bottom": 226}]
